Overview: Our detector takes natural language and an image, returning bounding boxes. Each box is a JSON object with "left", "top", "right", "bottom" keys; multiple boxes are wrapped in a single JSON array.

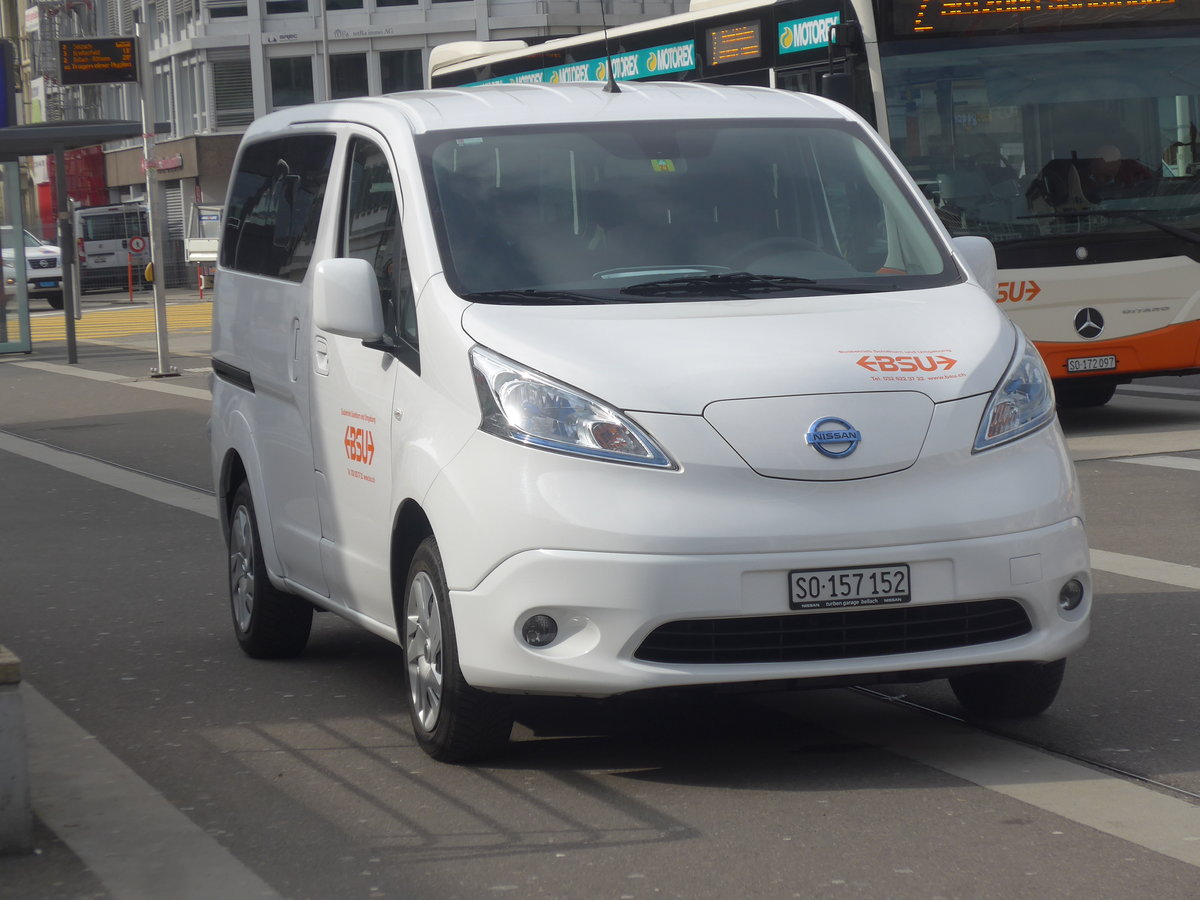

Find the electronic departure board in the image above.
[
  {"left": 59, "top": 38, "right": 138, "bottom": 86},
  {"left": 888, "top": 0, "right": 1194, "bottom": 37},
  {"left": 707, "top": 22, "right": 763, "bottom": 66}
]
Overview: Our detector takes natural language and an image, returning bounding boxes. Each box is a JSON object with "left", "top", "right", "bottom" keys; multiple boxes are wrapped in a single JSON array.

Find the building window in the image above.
[
  {"left": 331, "top": 54, "right": 368, "bottom": 100},
  {"left": 377, "top": 0, "right": 419, "bottom": 6},
  {"left": 208, "top": 1, "right": 247, "bottom": 18},
  {"left": 266, "top": 0, "right": 308, "bottom": 12},
  {"left": 380, "top": 49, "right": 423, "bottom": 93},
  {"left": 212, "top": 54, "right": 254, "bottom": 129},
  {"left": 327, "top": 0, "right": 363, "bottom": 9},
  {"left": 271, "top": 58, "right": 315, "bottom": 108}
]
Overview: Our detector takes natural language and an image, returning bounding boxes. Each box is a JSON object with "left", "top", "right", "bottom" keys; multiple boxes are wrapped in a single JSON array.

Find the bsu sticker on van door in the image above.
[{"left": 342, "top": 409, "right": 377, "bottom": 482}]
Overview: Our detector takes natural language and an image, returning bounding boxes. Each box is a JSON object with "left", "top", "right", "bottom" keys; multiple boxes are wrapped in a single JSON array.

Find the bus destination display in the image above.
[
  {"left": 891, "top": 0, "right": 1191, "bottom": 36},
  {"left": 59, "top": 38, "right": 138, "bottom": 86},
  {"left": 707, "top": 22, "right": 763, "bottom": 66}
]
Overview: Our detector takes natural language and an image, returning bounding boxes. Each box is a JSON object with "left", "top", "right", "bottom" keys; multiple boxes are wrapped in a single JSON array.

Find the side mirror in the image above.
[
  {"left": 313, "top": 257, "right": 384, "bottom": 341},
  {"left": 951, "top": 235, "right": 998, "bottom": 302},
  {"left": 819, "top": 72, "right": 853, "bottom": 109}
]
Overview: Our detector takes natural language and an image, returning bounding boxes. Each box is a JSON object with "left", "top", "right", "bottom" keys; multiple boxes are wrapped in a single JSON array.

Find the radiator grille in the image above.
[{"left": 635, "top": 598, "right": 1031, "bottom": 665}]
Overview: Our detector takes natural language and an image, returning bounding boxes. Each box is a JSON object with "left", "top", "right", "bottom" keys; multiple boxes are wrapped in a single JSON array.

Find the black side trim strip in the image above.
[{"left": 212, "top": 359, "right": 254, "bottom": 393}]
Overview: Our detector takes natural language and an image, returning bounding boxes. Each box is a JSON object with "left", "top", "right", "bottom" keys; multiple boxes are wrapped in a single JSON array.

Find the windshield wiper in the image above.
[
  {"left": 462, "top": 289, "right": 622, "bottom": 305},
  {"left": 1018, "top": 210, "right": 1200, "bottom": 246},
  {"left": 619, "top": 271, "right": 885, "bottom": 297}
]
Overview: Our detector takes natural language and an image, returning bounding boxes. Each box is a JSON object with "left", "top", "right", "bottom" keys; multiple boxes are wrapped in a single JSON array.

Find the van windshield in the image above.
[{"left": 420, "top": 120, "right": 958, "bottom": 302}]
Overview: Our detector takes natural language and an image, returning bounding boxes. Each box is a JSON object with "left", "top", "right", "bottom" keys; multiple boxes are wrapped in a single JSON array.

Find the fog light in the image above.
[
  {"left": 1058, "top": 578, "right": 1085, "bottom": 611},
  {"left": 521, "top": 614, "right": 558, "bottom": 647}
]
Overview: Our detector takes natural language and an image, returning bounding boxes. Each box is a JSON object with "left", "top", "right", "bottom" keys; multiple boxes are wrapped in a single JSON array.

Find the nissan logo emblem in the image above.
[
  {"left": 806, "top": 417, "right": 862, "bottom": 459},
  {"left": 1074, "top": 308, "right": 1105, "bottom": 339}
]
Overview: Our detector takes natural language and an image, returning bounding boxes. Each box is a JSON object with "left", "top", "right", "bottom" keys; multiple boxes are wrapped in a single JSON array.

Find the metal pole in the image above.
[
  {"left": 53, "top": 145, "right": 79, "bottom": 364},
  {"left": 136, "top": 5, "right": 176, "bottom": 377},
  {"left": 320, "top": 1, "right": 331, "bottom": 102}
]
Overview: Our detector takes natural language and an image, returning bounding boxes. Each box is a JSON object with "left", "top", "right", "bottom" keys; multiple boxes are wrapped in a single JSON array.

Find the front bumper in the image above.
[{"left": 451, "top": 517, "right": 1090, "bottom": 697}]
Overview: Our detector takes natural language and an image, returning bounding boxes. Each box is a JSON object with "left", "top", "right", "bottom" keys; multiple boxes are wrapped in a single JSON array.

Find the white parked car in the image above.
[
  {"left": 1, "top": 226, "right": 63, "bottom": 309},
  {"left": 210, "top": 82, "right": 1091, "bottom": 762}
]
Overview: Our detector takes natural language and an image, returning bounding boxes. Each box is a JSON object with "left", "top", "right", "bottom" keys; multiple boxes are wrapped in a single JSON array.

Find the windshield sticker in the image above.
[
  {"left": 843, "top": 349, "right": 965, "bottom": 382},
  {"left": 650, "top": 159, "right": 677, "bottom": 173}
]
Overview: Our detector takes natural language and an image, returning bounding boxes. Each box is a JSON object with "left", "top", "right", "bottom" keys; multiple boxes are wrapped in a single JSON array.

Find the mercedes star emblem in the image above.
[{"left": 1074, "top": 307, "right": 1105, "bottom": 339}]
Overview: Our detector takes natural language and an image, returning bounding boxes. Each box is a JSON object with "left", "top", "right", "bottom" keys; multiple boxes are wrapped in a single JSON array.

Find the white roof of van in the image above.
[{"left": 244, "top": 82, "right": 850, "bottom": 139}]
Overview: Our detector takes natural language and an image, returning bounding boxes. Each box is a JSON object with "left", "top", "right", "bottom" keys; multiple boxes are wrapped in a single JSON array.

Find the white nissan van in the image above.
[{"left": 211, "top": 82, "right": 1090, "bottom": 762}]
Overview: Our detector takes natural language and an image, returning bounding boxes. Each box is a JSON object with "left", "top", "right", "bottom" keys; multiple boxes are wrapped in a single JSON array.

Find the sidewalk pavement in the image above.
[{"left": 0, "top": 306, "right": 214, "bottom": 896}]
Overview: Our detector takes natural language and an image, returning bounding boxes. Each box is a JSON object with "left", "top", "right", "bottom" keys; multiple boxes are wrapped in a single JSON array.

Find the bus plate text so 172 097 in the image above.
[
  {"left": 1066, "top": 355, "right": 1117, "bottom": 373},
  {"left": 789, "top": 564, "right": 910, "bottom": 611}
]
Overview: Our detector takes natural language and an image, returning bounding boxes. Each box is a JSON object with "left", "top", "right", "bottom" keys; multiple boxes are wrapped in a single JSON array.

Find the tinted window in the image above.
[
  {"left": 421, "top": 121, "right": 953, "bottom": 300},
  {"left": 342, "top": 138, "right": 417, "bottom": 363},
  {"left": 221, "top": 135, "right": 336, "bottom": 281}
]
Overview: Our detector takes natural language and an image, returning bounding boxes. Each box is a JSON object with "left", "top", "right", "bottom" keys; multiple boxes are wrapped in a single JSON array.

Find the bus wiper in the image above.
[
  {"left": 620, "top": 272, "right": 884, "bottom": 297},
  {"left": 1018, "top": 210, "right": 1200, "bottom": 246},
  {"left": 463, "top": 289, "right": 622, "bottom": 305}
]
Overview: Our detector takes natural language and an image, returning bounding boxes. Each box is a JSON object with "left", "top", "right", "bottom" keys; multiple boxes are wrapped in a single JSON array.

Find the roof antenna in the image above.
[{"left": 600, "top": 0, "right": 621, "bottom": 94}]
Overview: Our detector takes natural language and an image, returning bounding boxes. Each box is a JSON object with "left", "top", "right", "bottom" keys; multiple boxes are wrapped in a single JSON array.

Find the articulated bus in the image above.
[{"left": 430, "top": 0, "right": 1200, "bottom": 407}]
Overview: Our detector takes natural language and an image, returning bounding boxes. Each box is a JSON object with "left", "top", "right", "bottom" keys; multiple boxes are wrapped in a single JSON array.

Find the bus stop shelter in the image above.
[{"left": 0, "top": 120, "right": 143, "bottom": 361}]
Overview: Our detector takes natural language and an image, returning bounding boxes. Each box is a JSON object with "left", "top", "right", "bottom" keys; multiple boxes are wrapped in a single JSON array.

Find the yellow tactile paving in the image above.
[{"left": 28, "top": 302, "right": 213, "bottom": 343}]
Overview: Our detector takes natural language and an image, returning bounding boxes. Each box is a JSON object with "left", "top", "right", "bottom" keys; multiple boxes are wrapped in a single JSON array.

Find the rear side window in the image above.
[{"left": 221, "top": 134, "right": 336, "bottom": 281}]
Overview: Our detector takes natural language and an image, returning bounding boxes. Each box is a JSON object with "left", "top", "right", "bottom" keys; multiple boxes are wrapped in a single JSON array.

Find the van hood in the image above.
[
  {"left": 461, "top": 289, "right": 1015, "bottom": 481},
  {"left": 461, "top": 288, "right": 1014, "bottom": 415}
]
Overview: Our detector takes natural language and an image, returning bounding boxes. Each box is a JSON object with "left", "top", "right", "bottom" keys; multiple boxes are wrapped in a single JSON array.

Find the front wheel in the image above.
[
  {"left": 949, "top": 659, "right": 1066, "bottom": 718},
  {"left": 227, "top": 481, "right": 313, "bottom": 658},
  {"left": 1055, "top": 378, "right": 1117, "bottom": 408},
  {"left": 403, "top": 537, "right": 513, "bottom": 762}
]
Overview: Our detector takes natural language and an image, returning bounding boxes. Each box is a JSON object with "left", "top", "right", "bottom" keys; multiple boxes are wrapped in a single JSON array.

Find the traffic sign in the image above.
[{"left": 128, "top": 235, "right": 147, "bottom": 253}]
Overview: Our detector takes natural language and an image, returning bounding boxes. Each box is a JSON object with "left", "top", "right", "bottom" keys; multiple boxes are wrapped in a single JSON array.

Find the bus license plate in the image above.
[
  {"left": 1066, "top": 355, "right": 1117, "bottom": 373},
  {"left": 789, "top": 564, "right": 910, "bottom": 611}
]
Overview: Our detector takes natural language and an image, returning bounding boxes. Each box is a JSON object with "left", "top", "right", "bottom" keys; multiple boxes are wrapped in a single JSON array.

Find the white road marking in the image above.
[
  {"left": 1114, "top": 454, "right": 1200, "bottom": 473},
  {"left": 0, "top": 430, "right": 215, "bottom": 519},
  {"left": 1090, "top": 548, "right": 1200, "bottom": 590},
  {"left": 10, "top": 359, "right": 212, "bottom": 401},
  {"left": 797, "top": 690, "right": 1200, "bottom": 869},
  {"left": 23, "top": 684, "right": 282, "bottom": 899},
  {"left": 1067, "top": 430, "right": 1200, "bottom": 461}
]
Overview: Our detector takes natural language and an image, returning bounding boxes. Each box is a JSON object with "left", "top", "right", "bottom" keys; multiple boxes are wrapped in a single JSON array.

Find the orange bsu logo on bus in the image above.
[{"left": 997, "top": 281, "right": 1042, "bottom": 303}]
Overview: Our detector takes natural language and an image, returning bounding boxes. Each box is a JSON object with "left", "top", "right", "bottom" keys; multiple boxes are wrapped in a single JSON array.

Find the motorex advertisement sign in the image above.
[
  {"left": 778, "top": 12, "right": 841, "bottom": 55},
  {"left": 476, "top": 41, "right": 697, "bottom": 86}
]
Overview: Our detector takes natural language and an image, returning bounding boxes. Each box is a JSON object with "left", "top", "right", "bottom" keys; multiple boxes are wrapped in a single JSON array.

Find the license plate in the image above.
[
  {"left": 789, "top": 564, "right": 910, "bottom": 611},
  {"left": 36, "top": 280, "right": 57, "bottom": 288},
  {"left": 1066, "top": 355, "right": 1117, "bottom": 373}
]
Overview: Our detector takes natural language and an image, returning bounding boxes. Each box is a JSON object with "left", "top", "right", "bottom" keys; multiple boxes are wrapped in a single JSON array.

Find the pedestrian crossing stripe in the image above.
[{"left": 28, "top": 302, "right": 213, "bottom": 342}]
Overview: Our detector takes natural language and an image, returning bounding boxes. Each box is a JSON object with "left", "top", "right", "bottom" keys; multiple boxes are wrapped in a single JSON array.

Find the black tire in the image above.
[
  {"left": 949, "top": 659, "right": 1067, "bottom": 718},
  {"left": 44, "top": 295, "right": 64, "bottom": 311},
  {"left": 227, "top": 481, "right": 313, "bottom": 658},
  {"left": 402, "top": 536, "right": 513, "bottom": 762},
  {"left": 1055, "top": 378, "right": 1116, "bottom": 408}
]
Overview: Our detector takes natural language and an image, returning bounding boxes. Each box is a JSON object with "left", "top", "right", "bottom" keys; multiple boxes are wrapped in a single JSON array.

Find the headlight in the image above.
[
  {"left": 974, "top": 333, "right": 1056, "bottom": 451},
  {"left": 470, "top": 345, "right": 675, "bottom": 468}
]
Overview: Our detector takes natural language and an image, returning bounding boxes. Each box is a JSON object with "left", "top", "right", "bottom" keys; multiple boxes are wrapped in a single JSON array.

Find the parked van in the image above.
[
  {"left": 1, "top": 226, "right": 63, "bottom": 308},
  {"left": 211, "top": 83, "right": 1091, "bottom": 762},
  {"left": 74, "top": 204, "right": 149, "bottom": 291}
]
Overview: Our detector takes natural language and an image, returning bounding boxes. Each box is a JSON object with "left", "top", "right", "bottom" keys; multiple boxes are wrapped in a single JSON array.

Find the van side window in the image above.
[
  {"left": 341, "top": 138, "right": 418, "bottom": 362},
  {"left": 221, "top": 135, "right": 335, "bottom": 282}
]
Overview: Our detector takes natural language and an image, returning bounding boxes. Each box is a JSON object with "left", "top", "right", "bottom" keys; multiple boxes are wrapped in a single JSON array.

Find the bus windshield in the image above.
[
  {"left": 880, "top": 36, "right": 1200, "bottom": 250},
  {"left": 420, "top": 119, "right": 955, "bottom": 302}
]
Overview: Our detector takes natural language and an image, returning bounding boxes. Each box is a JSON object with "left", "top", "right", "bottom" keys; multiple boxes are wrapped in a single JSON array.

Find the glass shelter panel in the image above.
[{"left": 1, "top": 163, "right": 33, "bottom": 355}]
